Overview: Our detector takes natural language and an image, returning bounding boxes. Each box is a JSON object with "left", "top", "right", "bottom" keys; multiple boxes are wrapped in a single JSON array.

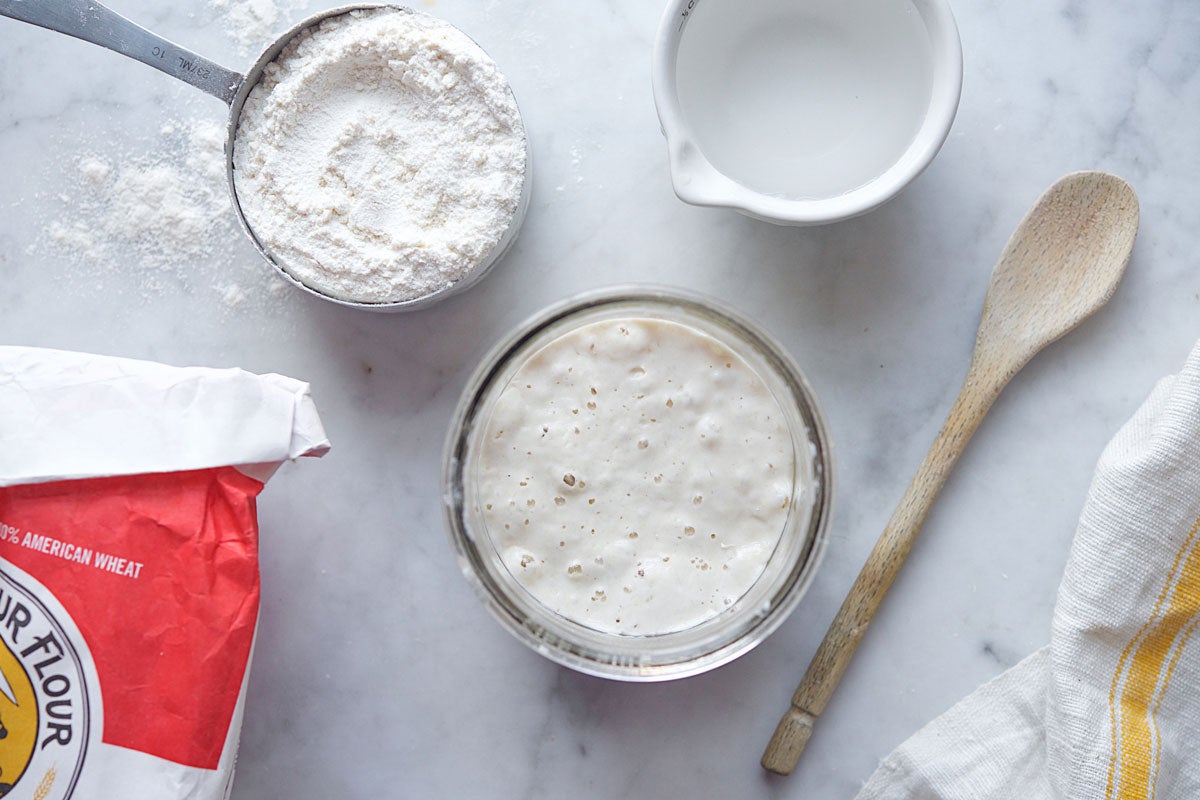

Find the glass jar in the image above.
[{"left": 443, "top": 286, "right": 832, "bottom": 680}]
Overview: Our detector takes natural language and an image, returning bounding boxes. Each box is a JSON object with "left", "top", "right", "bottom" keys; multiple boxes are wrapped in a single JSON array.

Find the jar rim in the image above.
[{"left": 442, "top": 285, "right": 834, "bottom": 681}]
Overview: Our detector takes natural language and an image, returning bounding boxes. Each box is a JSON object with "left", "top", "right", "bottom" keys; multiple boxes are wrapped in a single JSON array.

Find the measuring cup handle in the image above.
[{"left": 0, "top": 0, "right": 243, "bottom": 104}]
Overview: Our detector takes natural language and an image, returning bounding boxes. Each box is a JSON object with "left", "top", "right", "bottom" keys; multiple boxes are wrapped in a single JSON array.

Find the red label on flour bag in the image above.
[
  {"left": 1, "top": 469, "right": 262, "bottom": 781},
  {"left": 0, "top": 346, "right": 329, "bottom": 799}
]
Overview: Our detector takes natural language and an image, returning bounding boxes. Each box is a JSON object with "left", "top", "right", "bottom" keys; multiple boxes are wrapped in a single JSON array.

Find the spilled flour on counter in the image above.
[
  {"left": 27, "top": 0, "right": 329, "bottom": 314},
  {"left": 40, "top": 120, "right": 285, "bottom": 312},
  {"left": 48, "top": 124, "right": 225, "bottom": 262},
  {"left": 233, "top": 7, "right": 527, "bottom": 304},
  {"left": 207, "top": 0, "right": 306, "bottom": 55}
]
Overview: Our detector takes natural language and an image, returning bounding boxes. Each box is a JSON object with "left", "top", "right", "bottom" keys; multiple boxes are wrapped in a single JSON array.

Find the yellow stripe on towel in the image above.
[{"left": 1107, "top": 515, "right": 1200, "bottom": 800}]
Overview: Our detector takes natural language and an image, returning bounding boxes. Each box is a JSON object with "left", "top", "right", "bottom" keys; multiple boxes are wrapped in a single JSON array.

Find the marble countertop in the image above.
[{"left": 1, "top": 0, "right": 1197, "bottom": 797}]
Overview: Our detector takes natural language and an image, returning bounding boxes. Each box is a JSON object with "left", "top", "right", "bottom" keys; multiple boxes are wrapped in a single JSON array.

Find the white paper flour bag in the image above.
[{"left": 0, "top": 347, "right": 329, "bottom": 799}]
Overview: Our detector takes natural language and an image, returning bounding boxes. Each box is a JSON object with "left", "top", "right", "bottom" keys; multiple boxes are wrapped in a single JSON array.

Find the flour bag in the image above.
[{"left": 0, "top": 347, "right": 329, "bottom": 799}]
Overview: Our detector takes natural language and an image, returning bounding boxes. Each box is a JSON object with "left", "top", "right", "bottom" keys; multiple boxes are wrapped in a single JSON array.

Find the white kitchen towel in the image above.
[{"left": 857, "top": 340, "right": 1200, "bottom": 800}]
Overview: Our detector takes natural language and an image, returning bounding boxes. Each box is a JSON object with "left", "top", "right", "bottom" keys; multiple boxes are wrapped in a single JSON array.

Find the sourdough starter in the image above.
[{"left": 476, "top": 317, "right": 797, "bottom": 636}]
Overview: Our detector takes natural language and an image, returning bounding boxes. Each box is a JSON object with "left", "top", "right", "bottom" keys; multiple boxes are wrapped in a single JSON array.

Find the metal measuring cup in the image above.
[{"left": 0, "top": 0, "right": 531, "bottom": 312}]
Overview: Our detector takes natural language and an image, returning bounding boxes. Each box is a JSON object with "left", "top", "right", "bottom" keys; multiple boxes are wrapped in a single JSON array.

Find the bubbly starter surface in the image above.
[{"left": 476, "top": 318, "right": 796, "bottom": 636}]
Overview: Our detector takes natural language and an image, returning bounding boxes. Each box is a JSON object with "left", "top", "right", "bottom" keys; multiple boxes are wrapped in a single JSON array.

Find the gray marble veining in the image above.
[{"left": 0, "top": 0, "right": 1197, "bottom": 798}]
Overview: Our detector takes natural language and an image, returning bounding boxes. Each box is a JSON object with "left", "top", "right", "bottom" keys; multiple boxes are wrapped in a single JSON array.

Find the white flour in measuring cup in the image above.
[{"left": 232, "top": 7, "right": 528, "bottom": 305}]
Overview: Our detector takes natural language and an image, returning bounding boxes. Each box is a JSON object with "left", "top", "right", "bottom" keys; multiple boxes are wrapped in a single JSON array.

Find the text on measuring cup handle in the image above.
[
  {"left": 679, "top": 0, "right": 701, "bottom": 31},
  {"left": 147, "top": 45, "right": 213, "bottom": 80},
  {"left": 175, "top": 56, "right": 213, "bottom": 79}
]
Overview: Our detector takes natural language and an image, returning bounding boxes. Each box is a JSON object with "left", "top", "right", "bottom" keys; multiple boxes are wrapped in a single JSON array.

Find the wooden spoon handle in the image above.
[{"left": 762, "top": 370, "right": 1000, "bottom": 775}]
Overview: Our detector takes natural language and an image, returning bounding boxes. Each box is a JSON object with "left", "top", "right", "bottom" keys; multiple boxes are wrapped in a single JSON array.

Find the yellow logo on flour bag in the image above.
[
  {"left": 0, "top": 570, "right": 92, "bottom": 800},
  {"left": 0, "top": 636, "right": 37, "bottom": 795}
]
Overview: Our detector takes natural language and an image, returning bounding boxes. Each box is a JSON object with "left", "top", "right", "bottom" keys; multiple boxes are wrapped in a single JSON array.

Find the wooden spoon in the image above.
[{"left": 761, "top": 171, "right": 1139, "bottom": 775}]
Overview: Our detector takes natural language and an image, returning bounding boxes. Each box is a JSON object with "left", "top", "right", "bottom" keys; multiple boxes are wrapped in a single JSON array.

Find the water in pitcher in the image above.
[{"left": 676, "top": 0, "right": 935, "bottom": 200}]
